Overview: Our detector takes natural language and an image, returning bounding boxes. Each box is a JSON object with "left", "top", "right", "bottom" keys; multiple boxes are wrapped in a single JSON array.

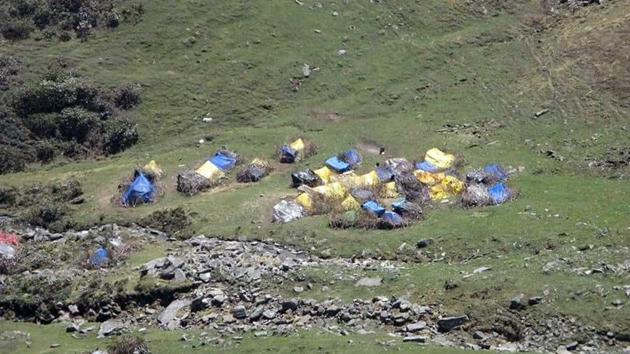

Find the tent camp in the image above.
[
  {"left": 280, "top": 138, "right": 306, "bottom": 163},
  {"left": 122, "top": 173, "right": 156, "bottom": 206},
  {"left": 210, "top": 150, "right": 239, "bottom": 172}
]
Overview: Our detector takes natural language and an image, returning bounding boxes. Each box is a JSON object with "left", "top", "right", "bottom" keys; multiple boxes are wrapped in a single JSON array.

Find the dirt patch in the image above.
[
  {"left": 310, "top": 110, "right": 342, "bottom": 122},
  {"left": 357, "top": 140, "right": 384, "bottom": 156}
]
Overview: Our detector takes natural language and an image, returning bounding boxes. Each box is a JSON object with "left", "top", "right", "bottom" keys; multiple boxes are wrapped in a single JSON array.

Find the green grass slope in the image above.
[{"left": 1, "top": 0, "right": 629, "bottom": 351}]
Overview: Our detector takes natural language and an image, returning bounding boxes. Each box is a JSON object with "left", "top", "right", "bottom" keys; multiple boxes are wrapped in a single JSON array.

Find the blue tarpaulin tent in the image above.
[
  {"left": 325, "top": 156, "right": 352, "bottom": 173},
  {"left": 416, "top": 161, "right": 439, "bottom": 172},
  {"left": 342, "top": 149, "right": 363, "bottom": 167},
  {"left": 362, "top": 200, "right": 386, "bottom": 216},
  {"left": 280, "top": 146, "right": 298, "bottom": 163},
  {"left": 90, "top": 247, "right": 109, "bottom": 268},
  {"left": 381, "top": 210, "right": 404, "bottom": 227},
  {"left": 392, "top": 198, "right": 408, "bottom": 215},
  {"left": 122, "top": 173, "right": 155, "bottom": 206},
  {"left": 488, "top": 182, "right": 512, "bottom": 205},
  {"left": 211, "top": 151, "right": 238, "bottom": 172},
  {"left": 484, "top": 164, "right": 508, "bottom": 181},
  {"left": 375, "top": 166, "right": 394, "bottom": 182}
]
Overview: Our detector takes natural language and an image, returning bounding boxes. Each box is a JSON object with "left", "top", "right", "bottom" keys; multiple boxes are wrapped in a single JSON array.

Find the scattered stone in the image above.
[
  {"left": 254, "top": 331, "right": 268, "bottom": 337},
  {"left": 510, "top": 294, "right": 527, "bottom": 310},
  {"left": 528, "top": 296, "right": 543, "bottom": 306},
  {"left": 355, "top": 277, "right": 382, "bottom": 287},
  {"left": 437, "top": 315, "right": 468, "bottom": 332},
  {"left": 262, "top": 309, "right": 277, "bottom": 320},
  {"left": 405, "top": 321, "right": 426, "bottom": 333},
  {"left": 68, "top": 304, "right": 80, "bottom": 315},
  {"left": 402, "top": 335, "right": 426, "bottom": 343},
  {"left": 302, "top": 64, "right": 311, "bottom": 78},
  {"left": 98, "top": 319, "right": 126, "bottom": 337},
  {"left": 158, "top": 299, "right": 191, "bottom": 330},
  {"left": 293, "top": 286, "right": 304, "bottom": 293},
  {"left": 232, "top": 305, "right": 247, "bottom": 319},
  {"left": 50, "top": 343, "right": 60, "bottom": 348},
  {"left": 337, "top": 49, "right": 347, "bottom": 56},
  {"left": 281, "top": 299, "right": 299, "bottom": 313},
  {"left": 168, "top": 269, "right": 184, "bottom": 282},
  {"left": 473, "top": 331, "right": 486, "bottom": 340},
  {"left": 565, "top": 342, "right": 579, "bottom": 351},
  {"left": 473, "top": 266, "right": 491, "bottom": 274},
  {"left": 534, "top": 109, "right": 549, "bottom": 117},
  {"left": 66, "top": 323, "right": 80, "bottom": 333}
]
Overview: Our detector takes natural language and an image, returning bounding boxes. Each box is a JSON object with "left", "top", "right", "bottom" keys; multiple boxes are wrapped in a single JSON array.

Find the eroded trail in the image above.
[{"left": 0, "top": 218, "right": 621, "bottom": 353}]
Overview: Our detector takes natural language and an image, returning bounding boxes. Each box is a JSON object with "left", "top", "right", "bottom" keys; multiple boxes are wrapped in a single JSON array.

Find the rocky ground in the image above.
[{"left": 0, "top": 217, "right": 624, "bottom": 353}]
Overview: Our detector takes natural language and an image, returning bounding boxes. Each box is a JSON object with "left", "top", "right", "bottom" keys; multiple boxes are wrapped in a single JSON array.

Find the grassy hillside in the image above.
[{"left": 1, "top": 0, "right": 628, "bottom": 352}]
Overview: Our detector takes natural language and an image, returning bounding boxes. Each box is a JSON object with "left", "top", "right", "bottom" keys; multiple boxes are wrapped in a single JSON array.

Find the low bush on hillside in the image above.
[
  {"left": 0, "top": 57, "right": 141, "bottom": 174},
  {"left": 0, "top": 0, "right": 144, "bottom": 41}
]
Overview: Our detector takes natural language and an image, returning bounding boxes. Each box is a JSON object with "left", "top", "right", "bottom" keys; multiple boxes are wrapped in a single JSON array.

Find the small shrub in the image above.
[
  {"left": 0, "top": 187, "right": 17, "bottom": 207},
  {"left": 141, "top": 208, "right": 193, "bottom": 239},
  {"left": 103, "top": 119, "right": 139, "bottom": 154},
  {"left": 107, "top": 335, "right": 150, "bottom": 354},
  {"left": 1, "top": 19, "right": 33, "bottom": 40},
  {"left": 112, "top": 84, "right": 141, "bottom": 110}
]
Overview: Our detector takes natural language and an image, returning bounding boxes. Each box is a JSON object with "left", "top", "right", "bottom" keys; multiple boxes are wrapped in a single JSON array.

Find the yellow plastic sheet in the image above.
[
  {"left": 380, "top": 181, "right": 399, "bottom": 198},
  {"left": 430, "top": 175, "right": 465, "bottom": 200},
  {"left": 143, "top": 160, "right": 164, "bottom": 178},
  {"left": 331, "top": 172, "right": 359, "bottom": 189},
  {"left": 413, "top": 170, "right": 446, "bottom": 186},
  {"left": 295, "top": 193, "right": 314, "bottom": 212},
  {"left": 356, "top": 170, "right": 380, "bottom": 188},
  {"left": 313, "top": 182, "right": 347, "bottom": 201},
  {"left": 289, "top": 138, "right": 305, "bottom": 152},
  {"left": 340, "top": 195, "right": 361, "bottom": 211},
  {"left": 425, "top": 148, "right": 455, "bottom": 170},
  {"left": 195, "top": 161, "right": 225, "bottom": 181},
  {"left": 251, "top": 158, "right": 269, "bottom": 168},
  {"left": 313, "top": 166, "right": 337, "bottom": 184}
]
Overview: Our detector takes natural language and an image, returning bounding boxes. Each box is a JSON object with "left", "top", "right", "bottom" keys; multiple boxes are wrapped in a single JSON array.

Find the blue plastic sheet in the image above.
[
  {"left": 280, "top": 145, "right": 298, "bottom": 163},
  {"left": 488, "top": 182, "right": 512, "bottom": 205},
  {"left": 90, "top": 247, "right": 109, "bottom": 267},
  {"left": 122, "top": 173, "right": 155, "bottom": 206},
  {"left": 484, "top": 164, "right": 508, "bottom": 181},
  {"left": 210, "top": 151, "right": 238, "bottom": 172},
  {"left": 416, "top": 161, "right": 439, "bottom": 173},
  {"left": 325, "top": 156, "right": 352, "bottom": 173},
  {"left": 375, "top": 166, "right": 394, "bottom": 182},
  {"left": 381, "top": 210, "right": 404, "bottom": 226},
  {"left": 392, "top": 198, "right": 407, "bottom": 214},
  {"left": 362, "top": 200, "right": 386, "bottom": 216},
  {"left": 342, "top": 149, "right": 363, "bottom": 167}
]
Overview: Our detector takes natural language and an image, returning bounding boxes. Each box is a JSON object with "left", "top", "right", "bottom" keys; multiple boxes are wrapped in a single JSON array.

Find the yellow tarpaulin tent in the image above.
[
  {"left": 296, "top": 193, "right": 314, "bottom": 212},
  {"left": 195, "top": 161, "right": 225, "bottom": 181},
  {"left": 143, "top": 160, "right": 164, "bottom": 178},
  {"left": 289, "top": 138, "right": 305, "bottom": 153},
  {"left": 313, "top": 166, "right": 337, "bottom": 184},
  {"left": 313, "top": 182, "right": 347, "bottom": 201},
  {"left": 430, "top": 175, "right": 465, "bottom": 200},
  {"left": 414, "top": 170, "right": 446, "bottom": 186},
  {"left": 425, "top": 148, "right": 455, "bottom": 170},
  {"left": 355, "top": 170, "right": 380, "bottom": 188},
  {"left": 340, "top": 195, "right": 361, "bottom": 211},
  {"left": 380, "top": 181, "right": 399, "bottom": 198}
]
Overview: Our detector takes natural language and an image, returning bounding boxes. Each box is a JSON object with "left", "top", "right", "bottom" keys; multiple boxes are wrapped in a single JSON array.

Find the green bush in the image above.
[
  {"left": 0, "top": 19, "right": 33, "bottom": 40},
  {"left": 112, "top": 84, "right": 142, "bottom": 109},
  {"left": 108, "top": 335, "right": 151, "bottom": 354},
  {"left": 104, "top": 119, "right": 139, "bottom": 154},
  {"left": 141, "top": 208, "right": 193, "bottom": 239},
  {"left": 0, "top": 0, "right": 143, "bottom": 41},
  {"left": 1, "top": 65, "right": 141, "bottom": 174}
]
